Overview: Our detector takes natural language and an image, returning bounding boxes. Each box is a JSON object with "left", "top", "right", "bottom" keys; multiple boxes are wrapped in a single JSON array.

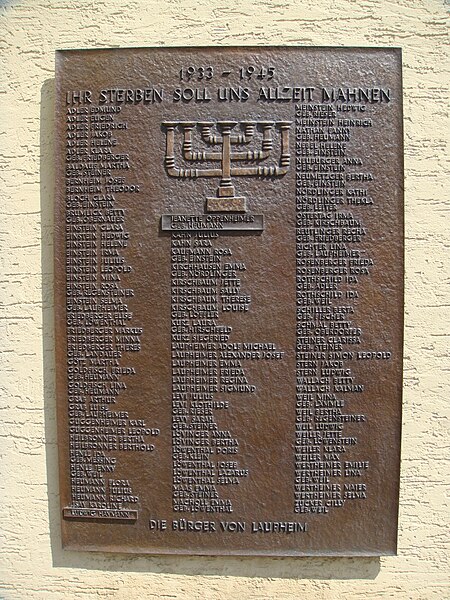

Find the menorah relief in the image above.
[{"left": 163, "top": 121, "right": 291, "bottom": 212}]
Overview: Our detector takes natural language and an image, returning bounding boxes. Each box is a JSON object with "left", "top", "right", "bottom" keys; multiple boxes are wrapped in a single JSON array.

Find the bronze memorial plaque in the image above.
[{"left": 54, "top": 47, "right": 403, "bottom": 555}]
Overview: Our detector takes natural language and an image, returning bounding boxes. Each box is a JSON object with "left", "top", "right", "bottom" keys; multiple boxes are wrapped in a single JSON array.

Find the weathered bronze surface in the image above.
[{"left": 55, "top": 47, "right": 403, "bottom": 555}]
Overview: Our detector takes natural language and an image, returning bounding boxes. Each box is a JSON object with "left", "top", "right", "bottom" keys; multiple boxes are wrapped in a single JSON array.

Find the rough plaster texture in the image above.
[{"left": 0, "top": 0, "right": 448, "bottom": 598}]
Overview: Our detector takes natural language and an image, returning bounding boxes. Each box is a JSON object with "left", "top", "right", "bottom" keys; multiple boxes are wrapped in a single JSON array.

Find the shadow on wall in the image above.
[{"left": 40, "top": 78, "right": 380, "bottom": 581}]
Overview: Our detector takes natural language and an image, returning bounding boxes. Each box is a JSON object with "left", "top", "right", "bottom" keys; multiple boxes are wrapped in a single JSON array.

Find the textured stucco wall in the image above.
[{"left": 0, "top": 1, "right": 448, "bottom": 598}]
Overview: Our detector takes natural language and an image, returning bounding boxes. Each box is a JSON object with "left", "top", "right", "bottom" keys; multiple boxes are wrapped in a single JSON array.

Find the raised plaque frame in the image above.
[{"left": 55, "top": 46, "right": 403, "bottom": 555}]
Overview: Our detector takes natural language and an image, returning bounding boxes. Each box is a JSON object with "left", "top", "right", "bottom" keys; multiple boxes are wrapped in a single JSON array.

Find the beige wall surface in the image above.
[{"left": 0, "top": 0, "right": 448, "bottom": 598}]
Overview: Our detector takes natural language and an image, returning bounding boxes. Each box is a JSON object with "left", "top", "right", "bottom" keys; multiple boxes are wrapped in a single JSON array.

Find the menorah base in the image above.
[{"left": 206, "top": 196, "right": 247, "bottom": 213}]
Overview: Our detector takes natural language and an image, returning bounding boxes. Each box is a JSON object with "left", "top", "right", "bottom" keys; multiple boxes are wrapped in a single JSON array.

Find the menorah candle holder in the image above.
[{"left": 163, "top": 120, "right": 291, "bottom": 212}]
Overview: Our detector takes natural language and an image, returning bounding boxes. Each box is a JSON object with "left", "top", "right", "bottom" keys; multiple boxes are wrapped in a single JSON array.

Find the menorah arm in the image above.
[
  {"left": 182, "top": 148, "right": 272, "bottom": 162},
  {"left": 230, "top": 149, "right": 272, "bottom": 161},
  {"left": 183, "top": 149, "right": 222, "bottom": 162},
  {"left": 164, "top": 156, "right": 222, "bottom": 178},
  {"left": 164, "top": 123, "right": 222, "bottom": 176},
  {"left": 227, "top": 122, "right": 275, "bottom": 161},
  {"left": 183, "top": 147, "right": 273, "bottom": 163},
  {"left": 231, "top": 165, "right": 290, "bottom": 177},
  {"left": 230, "top": 123, "right": 291, "bottom": 171},
  {"left": 179, "top": 125, "right": 221, "bottom": 161},
  {"left": 230, "top": 123, "right": 291, "bottom": 176}
]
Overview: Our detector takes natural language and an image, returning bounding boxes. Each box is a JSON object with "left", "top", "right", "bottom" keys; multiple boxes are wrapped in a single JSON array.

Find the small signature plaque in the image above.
[{"left": 55, "top": 47, "right": 403, "bottom": 555}]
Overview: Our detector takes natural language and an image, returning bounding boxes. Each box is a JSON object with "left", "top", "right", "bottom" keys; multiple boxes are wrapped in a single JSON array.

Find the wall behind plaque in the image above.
[{"left": 0, "top": 0, "right": 448, "bottom": 598}]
